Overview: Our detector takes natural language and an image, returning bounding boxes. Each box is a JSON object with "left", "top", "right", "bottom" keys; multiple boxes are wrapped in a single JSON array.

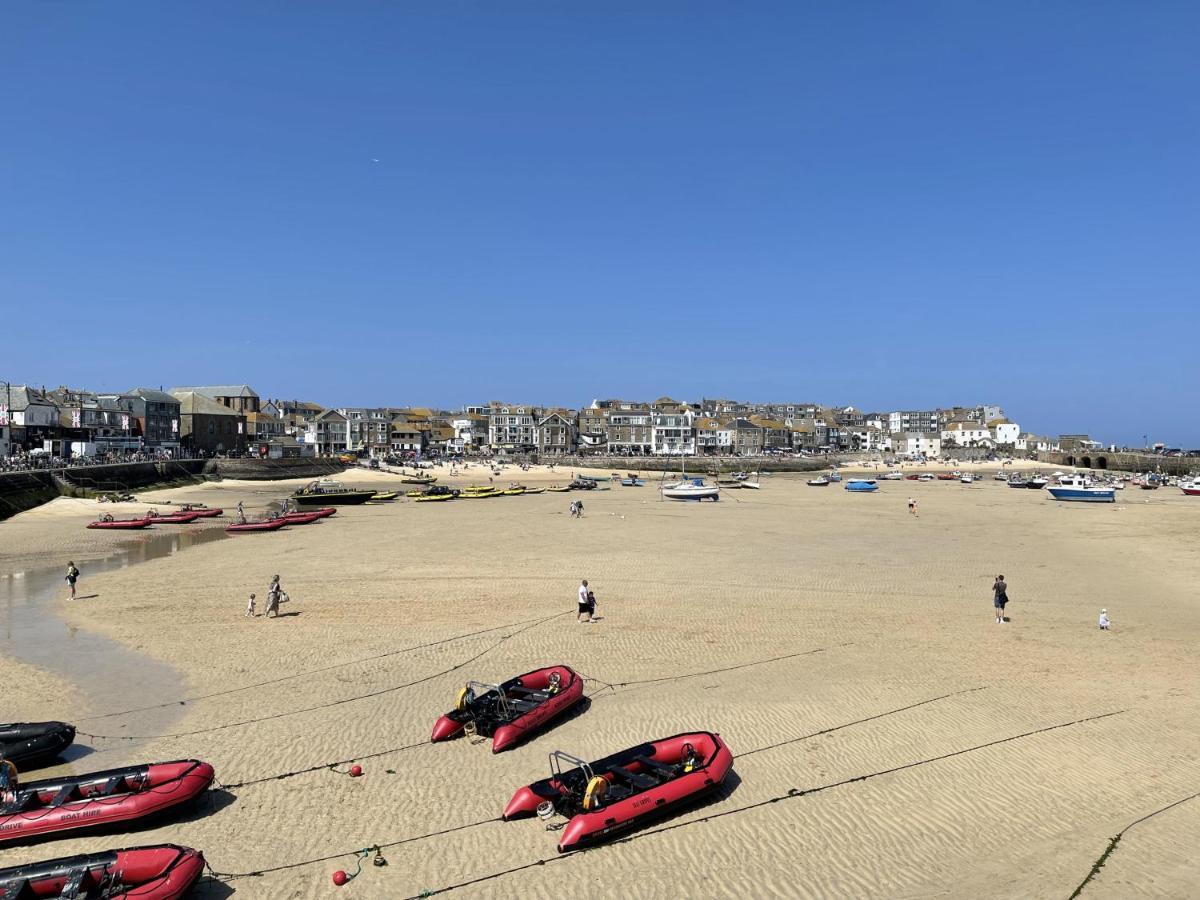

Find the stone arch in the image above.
[
  {"left": 1081, "top": 456, "right": 1092, "bottom": 469},
  {"left": 1096, "top": 456, "right": 1107, "bottom": 470},
  {"left": 1065, "top": 455, "right": 1076, "bottom": 467}
]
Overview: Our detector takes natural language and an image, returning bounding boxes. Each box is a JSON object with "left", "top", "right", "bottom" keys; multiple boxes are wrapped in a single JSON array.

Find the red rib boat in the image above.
[
  {"left": 0, "top": 844, "right": 203, "bottom": 899},
  {"left": 293, "top": 506, "right": 336, "bottom": 519},
  {"left": 86, "top": 516, "right": 150, "bottom": 530},
  {"left": 177, "top": 505, "right": 223, "bottom": 518},
  {"left": 225, "top": 518, "right": 288, "bottom": 533},
  {"left": 504, "top": 731, "right": 733, "bottom": 851},
  {"left": 279, "top": 511, "right": 324, "bottom": 525},
  {"left": 432, "top": 665, "right": 584, "bottom": 753},
  {"left": 0, "top": 759, "right": 214, "bottom": 845},
  {"left": 143, "top": 511, "right": 201, "bottom": 525}
]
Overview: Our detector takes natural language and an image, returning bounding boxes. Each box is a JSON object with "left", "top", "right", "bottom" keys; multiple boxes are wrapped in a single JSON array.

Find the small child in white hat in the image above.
[{"left": 1098, "top": 609, "right": 1110, "bottom": 630}]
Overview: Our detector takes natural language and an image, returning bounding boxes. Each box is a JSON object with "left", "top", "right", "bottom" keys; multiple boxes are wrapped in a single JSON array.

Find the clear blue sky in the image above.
[{"left": 3, "top": 3, "right": 1197, "bottom": 444}]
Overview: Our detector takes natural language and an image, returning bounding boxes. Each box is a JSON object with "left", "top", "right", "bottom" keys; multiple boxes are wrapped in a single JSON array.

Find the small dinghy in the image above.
[
  {"left": 86, "top": 516, "right": 150, "bottom": 530},
  {"left": 432, "top": 666, "right": 584, "bottom": 753},
  {"left": 845, "top": 480, "right": 878, "bottom": 492},
  {"left": 0, "top": 843, "right": 204, "bottom": 899},
  {"left": 0, "top": 759, "right": 214, "bottom": 845},
  {"left": 278, "top": 511, "right": 323, "bottom": 525},
  {"left": 806, "top": 476, "right": 830, "bottom": 487},
  {"left": 224, "top": 518, "right": 288, "bottom": 533},
  {"left": 504, "top": 731, "right": 733, "bottom": 851},
  {"left": 0, "top": 722, "right": 76, "bottom": 769},
  {"left": 175, "top": 505, "right": 223, "bottom": 518},
  {"left": 295, "top": 506, "right": 337, "bottom": 518},
  {"left": 143, "top": 511, "right": 200, "bottom": 525}
]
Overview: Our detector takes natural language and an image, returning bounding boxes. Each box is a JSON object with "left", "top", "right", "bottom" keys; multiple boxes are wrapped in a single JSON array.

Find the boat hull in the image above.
[
  {"left": 1046, "top": 488, "right": 1115, "bottom": 503},
  {"left": 0, "top": 759, "right": 214, "bottom": 844},
  {"left": 0, "top": 722, "right": 76, "bottom": 769},
  {"left": 504, "top": 731, "right": 733, "bottom": 851},
  {"left": 0, "top": 844, "right": 204, "bottom": 900},
  {"left": 225, "top": 519, "right": 288, "bottom": 533},
  {"left": 431, "top": 666, "right": 584, "bottom": 753},
  {"left": 292, "top": 491, "right": 374, "bottom": 506},
  {"left": 85, "top": 519, "right": 150, "bottom": 530}
]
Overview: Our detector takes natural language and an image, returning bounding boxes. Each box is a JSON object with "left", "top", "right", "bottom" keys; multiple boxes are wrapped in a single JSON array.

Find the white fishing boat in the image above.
[
  {"left": 1046, "top": 474, "right": 1116, "bottom": 503},
  {"left": 660, "top": 478, "right": 721, "bottom": 501}
]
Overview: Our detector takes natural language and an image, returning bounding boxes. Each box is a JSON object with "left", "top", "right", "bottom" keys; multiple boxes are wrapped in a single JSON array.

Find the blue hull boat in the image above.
[
  {"left": 1046, "top": 487, "right": 1115, "bottom": 503},
  {"left": 845, "top": 482, "right": 878, "bottom": 492}
]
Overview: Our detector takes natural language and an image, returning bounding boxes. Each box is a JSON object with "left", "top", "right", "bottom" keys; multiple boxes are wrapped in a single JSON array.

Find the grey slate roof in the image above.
[
  {"left": 3, "top": 385, "right": 56, "bottom": 412},
  {"left": 170, "top": 391, "right": 243, "bottom": 416},
  {"left": 170, "top": 384, "right": 259, "bottom": 399},
  {"left": 127, "top": 388, "right": 181, "bottom": 404}
]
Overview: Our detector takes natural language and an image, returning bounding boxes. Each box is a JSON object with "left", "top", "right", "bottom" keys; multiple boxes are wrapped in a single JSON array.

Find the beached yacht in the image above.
[{"left": 660, "top": 478, "right": 720, "bottom": 501}]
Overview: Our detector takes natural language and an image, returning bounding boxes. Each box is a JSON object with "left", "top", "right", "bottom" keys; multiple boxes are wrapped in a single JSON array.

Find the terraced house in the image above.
[
  {"left": 535, "top": 410, "right": 577, "bottom": 456},
  {"left": 650, "top": 402, "right": 695, "bottom": 456},
  {"left": 488, "top": 402, "right": 537, "bottom": 455}
]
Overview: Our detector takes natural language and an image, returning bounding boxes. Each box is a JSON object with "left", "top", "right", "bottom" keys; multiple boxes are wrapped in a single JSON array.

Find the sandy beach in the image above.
[{"left": 2, "top": 464, "right": 1198, "bottom": 898}]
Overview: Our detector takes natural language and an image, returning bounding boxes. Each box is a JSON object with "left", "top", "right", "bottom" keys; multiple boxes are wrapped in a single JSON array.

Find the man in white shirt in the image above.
[{"left": 578, "top": 579, "right": 592, "bottom": 623}]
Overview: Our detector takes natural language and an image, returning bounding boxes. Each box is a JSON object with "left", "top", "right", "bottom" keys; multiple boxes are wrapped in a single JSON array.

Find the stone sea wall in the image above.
[
  {"left": 1036, "top": 451, "right": 1198, "bottom": 476},
  {"left": 0, "top": 458, "right": 346, "bottom": 521}
]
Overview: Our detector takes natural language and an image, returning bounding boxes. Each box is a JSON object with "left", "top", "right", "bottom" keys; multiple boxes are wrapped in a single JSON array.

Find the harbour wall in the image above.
[
  {"left": 1036, "top": 451, "right": 1198, "bottom": 476},
  {"left": 0, "top": 458, "right": 345, "bottom": 521}
]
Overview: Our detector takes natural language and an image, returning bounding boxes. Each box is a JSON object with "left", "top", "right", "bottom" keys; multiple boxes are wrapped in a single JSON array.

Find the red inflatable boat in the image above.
[
  {"left": 0, "top": 759, "right": 214, "bottom": 845},
  {"left": 86, "top": 516, "right": 150, "bottom": 530},
  {"left": 292, "top": 506, "right": 336, "bottom": 518},
  {"left": 432, "top": 665, "right": 584, "bottom": 753},
  {"left": 0, "top": 843, "right": 203, "bottom": 899},
  {"left": 143, "top": 510, "right": 201, "bottom": 525},
  {"left": 504, "top": 731, "right": 733, "bottom": 851},
  {"left": 176, "top": 505, "right": 223, "bottom": 518},
  {"left": 225, "top": 518, "right": 287, "bottom": 533},
  {"left": 279, "top": 511, "right": 324, "bottom": 525}
]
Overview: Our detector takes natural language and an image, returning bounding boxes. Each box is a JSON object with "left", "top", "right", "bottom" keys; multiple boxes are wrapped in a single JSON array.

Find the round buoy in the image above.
[
  {"left": 333, "top": 870, "right": 349, "bottom": 886},
  {"left": 350, "top": 765, "right": 363, "bottom": 777}
]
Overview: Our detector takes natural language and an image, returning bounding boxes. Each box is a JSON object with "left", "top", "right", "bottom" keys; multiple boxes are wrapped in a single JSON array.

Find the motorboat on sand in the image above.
[{"left": 503, "top": 731, "right": 733, "bottom": 851}]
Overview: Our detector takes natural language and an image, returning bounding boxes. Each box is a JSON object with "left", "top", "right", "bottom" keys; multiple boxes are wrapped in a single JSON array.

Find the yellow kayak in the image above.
[
  {"left": 372, "top": 491, "right": 399, "bottom": 501},
  {"left": 501, "top": 487, "right": 527, "bottom": 496}
]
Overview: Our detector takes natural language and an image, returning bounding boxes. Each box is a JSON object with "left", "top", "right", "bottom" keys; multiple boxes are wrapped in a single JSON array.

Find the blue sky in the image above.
[{"left": 3, "top": 3, "right": 1197, "bottom": 444}]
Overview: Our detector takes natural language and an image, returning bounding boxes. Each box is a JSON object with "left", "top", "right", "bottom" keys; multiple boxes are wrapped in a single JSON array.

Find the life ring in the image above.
[
  {"left": 455, "top": 686, "right": 475, "bottom": 711},
  {"left": 582, "top": 775, "right": 608, "bottom": 811}
]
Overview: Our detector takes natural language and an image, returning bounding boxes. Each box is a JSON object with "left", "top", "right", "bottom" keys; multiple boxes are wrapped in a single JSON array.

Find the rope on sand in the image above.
[
  {"left": 1067, "top": 789, "right": 1200, "bottom": 899},
  {"left": 78, "top": 612, "right": 570, "bottom": 741},
  {"left": 78, "top": 615, "right": 564, "bottom": 722},
  {"left": 402, "top": 710, "right": 1127, "bottom": 898}
]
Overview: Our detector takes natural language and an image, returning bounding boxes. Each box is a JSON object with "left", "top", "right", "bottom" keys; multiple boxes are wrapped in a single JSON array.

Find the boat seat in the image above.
[
  {"left": 632, "top": 755, "right": 677, "bottom": 779},
  {"left": 504, "top": 699, "right": 540, "bottom": 714},
  {"left": 506, "top": 686, "right": 549, "bottom": 700},
  {"left": 100, "top": 775, "right": 128, "bottom": 797},
  {"left": 608, "top": 765, "right": 658, "bottom": 791},
  {"left": 49, "top": 784, "right": 83, "bottom": 808}
]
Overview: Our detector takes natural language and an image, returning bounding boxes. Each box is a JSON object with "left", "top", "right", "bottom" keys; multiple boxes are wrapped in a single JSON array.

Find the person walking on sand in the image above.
[
  {"left": 575, "top": 499, "right": 584, "bottom": 518},
  {"left": 1099, "top": 608, "right": 1111, "bottom": 630},
  {"left": 245, "top": 593, "right": 257, "bottom": 617},
  {"left": 65, "top": 562, "right": 79, "bottom": 600},
  {"left": 993, "top": 574, "right": 1008, "bottom": 624},
  {"left": 907, "top": 497, "right": 917, "bottom": 516},
  {"left": 236, "top": 501, "right": 245, "bottom": 524},
  {"left": 577, "top": 579, "right": 592, "bottom": 623}
]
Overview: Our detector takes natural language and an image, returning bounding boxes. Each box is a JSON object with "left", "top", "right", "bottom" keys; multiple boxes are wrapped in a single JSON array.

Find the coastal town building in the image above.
[
  {"left": 892, "top": 431, "right": 942, "bottom": 458},
  {"left": 941, "top": 421, "right": 993, "bottom": 447},
  {"left": 389, "top": 420, "right": 427, "bottom": 455},
  {"left": 171, "top": 384, "right": 261, "bottom": 415},
  {"left": 487, "top": 403, "right": 537, "bottom": 455},
  {"left": 989, "top": 419, "right": 1021, "bottom": 446},
  {"left": 694, "top": 417, "right": 723, "bottom": 454},
  {"left": 535, "top": 410, "right": 578, "bottom": 456},
  {"left": 125, "top": 388, "right": 182, "bottom": 450},
  {"left": 650, "top": 404, "right": 696, "bottom": 456},
  {"left": 1, "top": 386, "right": 60, "bottom": 452},
  {"left": 171, "top": 391, "right": 248, "bottom": 454},
  {"left": 449, "top": 413, "right": 488, "bottom": 455},
  {"left": 337, "top": 407, "right": 393, "bottom": 456},
  {"left": 887, "top": 410, "right": 942, "bottom": 433},
  {"left": 304, "top": 409, "right": 349, "bottom": 456}
]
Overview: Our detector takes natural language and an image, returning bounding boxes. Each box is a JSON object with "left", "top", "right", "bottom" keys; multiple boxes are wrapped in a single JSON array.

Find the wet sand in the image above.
[{"left": 1, "top": 465, "right": 1198, "bottom": 898}]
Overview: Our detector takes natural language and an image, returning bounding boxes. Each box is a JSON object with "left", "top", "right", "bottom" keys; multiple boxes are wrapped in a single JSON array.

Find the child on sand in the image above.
[
  {"left": 1099, "top": 609, "right": 1110, "bottom": 630},
  {"left": 65, "top": 562, "right": 79, "bottom": 600},
  {"left": 245, "top": 593, "right": 257, "bottom": 617}
]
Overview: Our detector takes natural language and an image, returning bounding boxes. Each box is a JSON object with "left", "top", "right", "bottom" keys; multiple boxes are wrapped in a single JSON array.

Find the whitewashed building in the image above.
[
  {"left": 941, "top": 421, "right": 992, "bottom": 447},
  {"left": 892, "top": 431, "right": 942, "bottom": 458},
  {"left": 990, "top": 420, "right": 1021, "bottom": 446},
  {"left": 651, "top": 407, "right": 696, "bottom": 456}
]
